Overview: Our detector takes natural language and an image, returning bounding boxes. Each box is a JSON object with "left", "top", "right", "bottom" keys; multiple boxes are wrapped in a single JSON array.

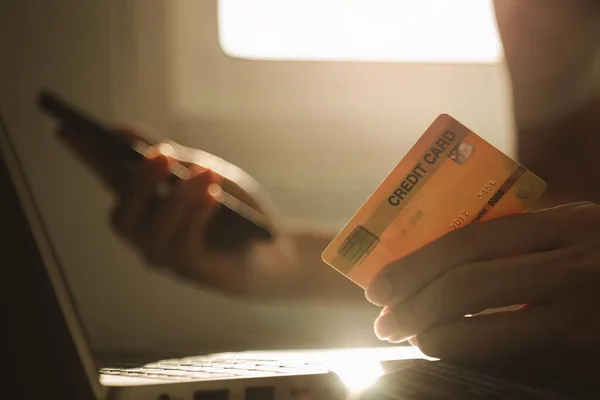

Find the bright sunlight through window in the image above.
[{"left": 218, "top": 0, "right": 502, "bottom": 63}]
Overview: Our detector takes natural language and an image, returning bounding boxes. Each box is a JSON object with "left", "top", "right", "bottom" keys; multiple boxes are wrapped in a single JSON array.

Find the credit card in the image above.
[{"left": 322, "top": 114, "right": 546, "bottom": 289}]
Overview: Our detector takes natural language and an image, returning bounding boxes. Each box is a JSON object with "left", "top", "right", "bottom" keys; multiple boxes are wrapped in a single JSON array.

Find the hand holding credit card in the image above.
[{"left": 322, "top": 114, "right": 546, "bottom": 289}]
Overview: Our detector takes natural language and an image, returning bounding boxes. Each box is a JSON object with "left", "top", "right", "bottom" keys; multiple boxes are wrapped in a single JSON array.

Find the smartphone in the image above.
[{"left": 37, "top": 91, "right": 273, "bottom": 250}]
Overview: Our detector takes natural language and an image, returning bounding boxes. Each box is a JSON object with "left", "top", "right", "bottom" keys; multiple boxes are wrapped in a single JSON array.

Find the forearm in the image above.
[
  {"left": 246, "top": 224, "right": 366, "bottom": 303},
  {"left": 518, "top": 96, "right": 600, "bottom": 209},
  {"left": 494, "top": 0, "right": 600, "bottom": 132},
  {"left": 493, "top": 0, "right": 600, "bottom": 207},
  {"left": 290, "top": 226, "right": 366, "bottom": 302}
]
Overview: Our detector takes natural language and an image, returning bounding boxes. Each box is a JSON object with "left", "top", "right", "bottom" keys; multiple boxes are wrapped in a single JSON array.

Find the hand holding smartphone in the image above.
[{"left": 37, "top": 90, "right": 273, "bottom": 251}]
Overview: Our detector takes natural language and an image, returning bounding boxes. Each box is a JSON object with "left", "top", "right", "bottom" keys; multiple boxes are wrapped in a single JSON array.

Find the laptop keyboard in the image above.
[
  {"left": 373, "top": 359, "right": 600, "bottom": 399},
  {"left": 102, "top": 355, "right": 600, "bottom": 398},
  {"left": 100, "top": 356, "right": 329, "bottom": 381}
]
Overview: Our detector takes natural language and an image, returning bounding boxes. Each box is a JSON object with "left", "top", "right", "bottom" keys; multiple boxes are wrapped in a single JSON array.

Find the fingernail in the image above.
[
  {"left": 150, "top": 153, "right": 168, "bottom": 166},
  {"left": 191, "top": 165, "right": 210, "bottom": 177},
  {"left": 145, "top": 146, "right": 160, "bottom": 159},
  {"left": 365, "top": 276, "right": 392, "bottom": 306},
  {"left": 374, "top": 311, "right": 399, "bottom": 340}
]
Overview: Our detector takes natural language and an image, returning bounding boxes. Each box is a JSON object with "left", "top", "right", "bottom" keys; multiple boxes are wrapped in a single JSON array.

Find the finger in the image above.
[
  {"left": 170, "top": 191, "right": 251, "bottom": 291},
  {"left": 373, "top": 246, "right": 587, "bottom": 341},
  {"left": 173, "top": 184, "right": 220, "bottom": 273},
  {"left": 111, "top": 154, "right": 170, "bottom": 240},
  {"left": 141, "top": 167, "right": 214, "bottom": 266},
  {"left": 411, "top": 304, "right": 561, "bottom": 363},
  {"left": 365, "top": 208, "right": 566, "bottom": 306}
]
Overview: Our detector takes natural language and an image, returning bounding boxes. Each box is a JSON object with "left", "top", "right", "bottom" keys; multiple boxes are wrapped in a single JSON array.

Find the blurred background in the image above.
[{"left": 0, "top": 0, "right": 513, "bottom": 360}]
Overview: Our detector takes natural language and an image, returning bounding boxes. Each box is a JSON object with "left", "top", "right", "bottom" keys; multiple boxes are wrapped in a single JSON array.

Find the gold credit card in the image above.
[{"left": 322, "top": 114, "right": 546, "bottom": 289}]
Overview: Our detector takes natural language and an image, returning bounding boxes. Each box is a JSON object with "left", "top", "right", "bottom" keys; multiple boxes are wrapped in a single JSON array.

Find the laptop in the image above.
[
  {"left": 2, "top": 112, "right": 436, "bottom": 400},
  {"left": 5, "top": 114, "right": 599, "bottom": 400}
]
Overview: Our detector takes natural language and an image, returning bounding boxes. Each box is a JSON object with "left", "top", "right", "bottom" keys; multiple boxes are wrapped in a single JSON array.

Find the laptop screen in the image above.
[{"left": 1, "top": 115, "right": 105, "bottom": 399}]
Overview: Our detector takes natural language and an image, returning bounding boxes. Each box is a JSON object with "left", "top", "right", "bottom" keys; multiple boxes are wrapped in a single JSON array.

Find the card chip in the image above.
[
  {"left": 449, "top": 140, "right": 475, "bottom": 165},
  {"left": 338, "top": 226, "right": 380, "bottom": 265}
]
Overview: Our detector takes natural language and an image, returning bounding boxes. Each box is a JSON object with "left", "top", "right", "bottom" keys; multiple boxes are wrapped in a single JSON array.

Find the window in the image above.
[
  {"left": 218, "top": 0, "right": 502, "bottom": 63},
  {"left": 166, "top": 0, "right": 514, "bottom": 226}
]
